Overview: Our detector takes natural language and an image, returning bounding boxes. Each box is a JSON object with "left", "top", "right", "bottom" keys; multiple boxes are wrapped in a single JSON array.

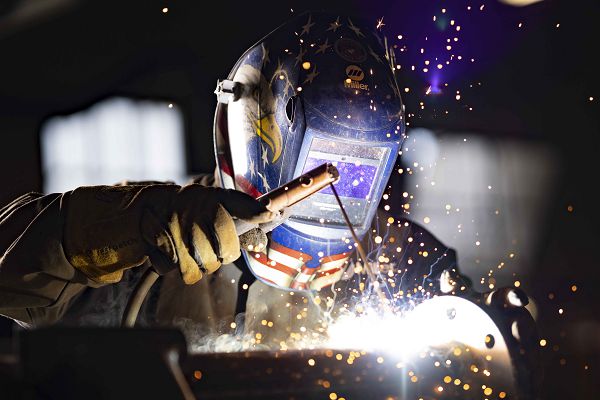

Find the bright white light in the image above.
[{"left": 325, "top": 296, "right": 508, "bottom": 362}]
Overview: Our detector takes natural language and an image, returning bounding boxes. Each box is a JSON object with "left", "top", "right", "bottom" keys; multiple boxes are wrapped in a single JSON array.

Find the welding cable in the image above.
[
  {"left": 121, "top": 214, "right": 276, "bottom": 327},
  {"left": 121, "top": 222, "right": 279, "bottom": 327},
  {"left": 121, "top": 267, "right": 160, "bottom": 327}
]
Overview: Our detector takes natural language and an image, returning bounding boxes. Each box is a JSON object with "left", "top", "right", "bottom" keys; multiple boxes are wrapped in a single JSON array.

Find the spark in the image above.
[{"left": 376, "top": 17, "right": 385, "bottom": 30}]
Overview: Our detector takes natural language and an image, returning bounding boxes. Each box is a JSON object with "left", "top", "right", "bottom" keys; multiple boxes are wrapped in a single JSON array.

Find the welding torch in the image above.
[{"left": 122, "top": 162, "right": 341, "bottom": 327}]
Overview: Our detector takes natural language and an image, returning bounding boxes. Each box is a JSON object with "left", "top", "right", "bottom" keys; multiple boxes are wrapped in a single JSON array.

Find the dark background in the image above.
[{"left": 0, "top": 0, "right": 598, "bottom": 398}]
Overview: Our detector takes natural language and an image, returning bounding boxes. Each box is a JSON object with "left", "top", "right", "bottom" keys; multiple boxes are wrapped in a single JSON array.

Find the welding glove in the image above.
[{"left": 62, "top": 183, "right": 275, "bottom": 285}]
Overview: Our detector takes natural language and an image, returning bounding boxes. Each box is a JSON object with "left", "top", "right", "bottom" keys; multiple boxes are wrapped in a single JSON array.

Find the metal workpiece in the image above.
[
  {"left": 185, "top": 292, "right": 540, "bottom": 399},
  {"left": 477, "top": 287, "right": 543, "bottom": 399},
  {"left": 0, "top": 289, "right": 541, "bottom": 400}
]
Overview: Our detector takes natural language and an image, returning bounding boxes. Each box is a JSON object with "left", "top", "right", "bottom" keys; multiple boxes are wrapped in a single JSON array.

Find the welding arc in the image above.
[{"left": 328, "top": 183, "right": 391, "bottom": 307}]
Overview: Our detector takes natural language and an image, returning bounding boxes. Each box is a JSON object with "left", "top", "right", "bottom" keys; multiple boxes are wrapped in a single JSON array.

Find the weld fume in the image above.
[{"left": 174, "top": 314, "right": 272, "bottom": 353}]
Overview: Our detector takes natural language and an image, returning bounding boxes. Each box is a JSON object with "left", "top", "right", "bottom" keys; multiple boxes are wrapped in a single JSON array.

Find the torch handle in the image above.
[{"left": 257, "top": 162, "right": 339, "bottom": 213}]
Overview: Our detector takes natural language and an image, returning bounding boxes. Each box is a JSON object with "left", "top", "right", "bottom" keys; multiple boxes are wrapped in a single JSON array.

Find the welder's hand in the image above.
[
  {"left": 63, "top": 184, "right": 275, "bottom": 285},
  {"left": 142, "top": 185, "right": 276, "bottom": 284}
]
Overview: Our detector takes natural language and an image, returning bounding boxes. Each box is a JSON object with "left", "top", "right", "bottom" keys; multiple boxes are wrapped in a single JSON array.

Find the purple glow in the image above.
[
  {"left": 303, "top": 157, "right": 377, "bottom": 199},
  {"left": 429, "top": 74, "right": 443, "bottom": 94}
]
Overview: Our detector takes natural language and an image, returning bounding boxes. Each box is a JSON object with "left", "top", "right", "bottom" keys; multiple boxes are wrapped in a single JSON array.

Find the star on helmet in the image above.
[
  {"left": 260, "top": 144, "right": 269, "bottom": 168},
  {"left": 249, "top": 157, "right": 256, "bottom": 179},
  {"left": 347, "top": 18, "right": 365, "bottom": 37},
  {"left": 327, "top": 16, "right": 341, "bottom": 32},
  {"left": 295, "top": 47, "right": 307, "bottom": 66},
  {"left": 270, "top": 62, "right": 294, "bottom": 99},
  {"left": 261, "top": 43, "right": 270, "bottom": 65},
  {"left": 273, "top": 59, "right": 284, "bottom": 76},
  {"left": 315, "top": 38, "right": 331, "bottom": 54},
  {"left": 373, "top": 31, "right": 384, "bottom": 47},
  {"left": 303, "top": 65, "right": 320, "bottom": 84},
  {"left": 300, "top": 14, "right": 315, "bottom": 36},
  {"left": 368, "top": 45, "right": 382, "bottom": 63},
  {"left": 385, "top": 38, "right": 397, "bottom": 71},
  {"left": 257, "top": 170, "right": 271, "bottom": 192}
]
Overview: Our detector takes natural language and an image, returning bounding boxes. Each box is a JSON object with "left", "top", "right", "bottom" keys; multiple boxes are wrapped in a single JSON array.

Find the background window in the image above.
[
  {"left": 399, "top": 128, "right": 560, "bottom": 291},
  {"left": 40, "top": 97, "right": 188, "bottom": 193}
]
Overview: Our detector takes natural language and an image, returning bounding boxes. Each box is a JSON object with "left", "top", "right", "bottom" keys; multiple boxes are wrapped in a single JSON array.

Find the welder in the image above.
[{"left": 0, "top": 11, "right": 463, "bottom": 341}]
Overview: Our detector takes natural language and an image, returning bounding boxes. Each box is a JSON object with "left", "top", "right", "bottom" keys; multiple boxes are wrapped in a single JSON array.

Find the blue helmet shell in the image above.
[{"left": 214, "top": 11, "right": 406, "bottom": 291}]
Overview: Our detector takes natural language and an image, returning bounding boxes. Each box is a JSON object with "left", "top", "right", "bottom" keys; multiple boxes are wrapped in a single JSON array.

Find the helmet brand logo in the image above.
[
  {"left": 334, "top": 38, "right": 367, "bottom": 63},
  {"left": 345, "top": 65, "right": 365, "bottom": 81},
  {"left": 344, "top": 65, "right": 369, "bottom": 91}
]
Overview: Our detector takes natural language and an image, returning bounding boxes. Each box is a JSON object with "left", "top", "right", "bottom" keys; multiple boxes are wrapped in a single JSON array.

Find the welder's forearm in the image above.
[
  {"left": 0, "top": 283, "right": 88, "bottom": 328},
  {"left": 62, "top": 185, "right": 159, "bottom": 283},
  {"left": 0, "top": 192, "right": 96, "bottom": 326}
]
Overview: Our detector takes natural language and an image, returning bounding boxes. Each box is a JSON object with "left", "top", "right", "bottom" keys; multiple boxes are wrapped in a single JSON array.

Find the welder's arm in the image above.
[
  {"left": 0, "top": 192, "right": 90, "bottom": 327},
  {"left": 0, "top": 184, "right": 274, "bottom": 327}
]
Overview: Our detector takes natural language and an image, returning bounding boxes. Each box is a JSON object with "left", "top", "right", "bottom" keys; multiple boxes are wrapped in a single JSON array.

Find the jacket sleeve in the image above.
[{"left": 0, "top": 192, "right": 98, "bottom": 328}]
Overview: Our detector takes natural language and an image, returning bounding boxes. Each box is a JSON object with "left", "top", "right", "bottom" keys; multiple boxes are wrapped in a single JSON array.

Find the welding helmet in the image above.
[{"left": 214, "top": 11, "right": 405, "bottom": 291}]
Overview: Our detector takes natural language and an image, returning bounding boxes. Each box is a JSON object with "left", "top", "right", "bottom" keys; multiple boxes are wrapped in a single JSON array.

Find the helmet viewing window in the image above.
[{"left": 289, "top": 135, "right": 392, "bottom": 231}]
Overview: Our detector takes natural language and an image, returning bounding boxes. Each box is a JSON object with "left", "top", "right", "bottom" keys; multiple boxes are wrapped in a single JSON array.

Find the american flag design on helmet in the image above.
[{"left": 246, "top": 241, "right": 351, "bottom": 291}]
